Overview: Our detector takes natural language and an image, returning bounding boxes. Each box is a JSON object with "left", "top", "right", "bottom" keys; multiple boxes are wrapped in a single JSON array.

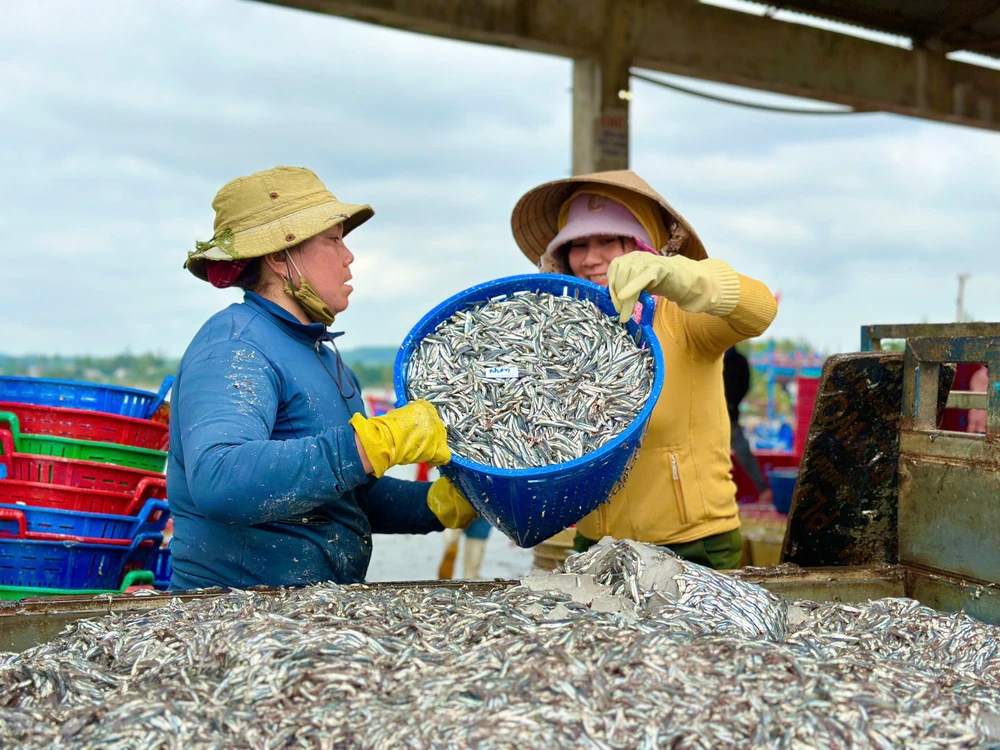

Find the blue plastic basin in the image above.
[{"left": 394, "top": 274, "right": 664, "bottom": 548}]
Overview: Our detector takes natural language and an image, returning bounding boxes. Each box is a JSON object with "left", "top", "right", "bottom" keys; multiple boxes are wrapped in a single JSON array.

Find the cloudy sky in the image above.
[{"left": 1, "top": 0, "right": 998, "bottom": 358}]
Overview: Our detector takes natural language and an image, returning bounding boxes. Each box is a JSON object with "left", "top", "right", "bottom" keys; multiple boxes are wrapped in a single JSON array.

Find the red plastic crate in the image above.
[
  {"left": 792, "top": 376, "right": 820, "bottom": 458},
  {"left": 1, "top": 428, "right": 166, "bottom": 503},
  {"left": 0, "top": 401, "right": 168, "bottom": 451},
  {"left": 0, "top": 475, "right": 165, "bottom": 516}
]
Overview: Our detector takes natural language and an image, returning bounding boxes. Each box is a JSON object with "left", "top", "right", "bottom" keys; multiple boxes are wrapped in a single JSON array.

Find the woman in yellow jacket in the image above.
[{"left": 511, "top": 170, "right": 777, "bottom": 570}]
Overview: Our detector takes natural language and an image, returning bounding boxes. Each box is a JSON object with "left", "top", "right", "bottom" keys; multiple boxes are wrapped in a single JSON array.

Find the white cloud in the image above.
[
  {"left": 711, "top": 213, "right": 814, "bottom": 246},
  {"left": 0, "top": 0, "right": 997, "bottom": 360}
]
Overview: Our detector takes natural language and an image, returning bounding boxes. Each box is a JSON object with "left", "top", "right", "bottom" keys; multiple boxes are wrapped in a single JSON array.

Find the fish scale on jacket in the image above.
[{"left": 166, "top": 292, "right": 442, "bottom": 590}]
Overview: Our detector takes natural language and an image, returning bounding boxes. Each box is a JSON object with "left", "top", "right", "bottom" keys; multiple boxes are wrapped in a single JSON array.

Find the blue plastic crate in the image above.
[
  {"left": 0, "top": 499, "right": 170, "bottom": 541},
  {"left": 394, "top": 274, "right": 665, "bottom": 548},
  {"left": 0, "top": 375, "right": 173, "bottom": 420},
  {"left": 0, "top": 531, "right": 162, "bottom": 590},
  {"left": 766, "top": 467, "right": 799, "bottom": 515},
  {"left": 152, "top": 543, "right": 172, "bottom": 590}
]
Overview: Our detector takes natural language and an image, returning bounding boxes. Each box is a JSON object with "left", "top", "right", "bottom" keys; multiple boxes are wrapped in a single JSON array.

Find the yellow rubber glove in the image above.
[
  {"left": 607, "top": 254, "right": 741, "bottom": 323},
  {"left": 427, "top": 477, "right": 478, "bottom": 529},
  {"left": 349, "top": 400, "right": 451, "bottom": 479}
]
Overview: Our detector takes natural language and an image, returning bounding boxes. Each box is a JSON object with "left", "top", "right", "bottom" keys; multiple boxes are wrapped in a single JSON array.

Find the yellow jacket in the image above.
[{"left": 577, "top": 262, "right": 778, "bottom": 545}]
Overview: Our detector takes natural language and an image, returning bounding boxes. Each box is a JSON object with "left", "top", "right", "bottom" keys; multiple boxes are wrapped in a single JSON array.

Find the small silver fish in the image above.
[
  {"left": 2, "top": 540, "right": 1000, "bottom": 748},
  {"left": 406, "top": 292, "right": 654, "bottom": 469}
]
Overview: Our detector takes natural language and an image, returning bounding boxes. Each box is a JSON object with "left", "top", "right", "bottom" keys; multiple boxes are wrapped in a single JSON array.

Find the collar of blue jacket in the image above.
[{"left": 242, "top": 290, "right": 347, "bottom": 348}]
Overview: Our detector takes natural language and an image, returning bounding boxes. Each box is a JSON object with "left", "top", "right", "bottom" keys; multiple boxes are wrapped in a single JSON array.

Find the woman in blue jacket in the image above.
[{"left": 169, "top": 166, "right": 474, "bottom": 590}]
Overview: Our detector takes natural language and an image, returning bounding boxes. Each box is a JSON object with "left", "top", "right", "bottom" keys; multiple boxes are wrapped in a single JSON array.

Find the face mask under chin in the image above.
[{"left": 282, "top": 251, "right": 336, "bottom": 327}]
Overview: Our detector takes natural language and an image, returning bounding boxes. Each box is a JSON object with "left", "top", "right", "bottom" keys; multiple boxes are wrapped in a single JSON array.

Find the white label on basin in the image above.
[{"left": 481, "top": 366, "right": 519, "bottom": 380}]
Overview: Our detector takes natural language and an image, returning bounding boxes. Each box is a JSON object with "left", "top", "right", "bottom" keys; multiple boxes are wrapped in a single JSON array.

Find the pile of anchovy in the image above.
[
  {"left": 3, "top": 539, "right": 1000, "bottom": 748},
  {"left": 405, "top": 291, "right": 654, "bottom": 469}
]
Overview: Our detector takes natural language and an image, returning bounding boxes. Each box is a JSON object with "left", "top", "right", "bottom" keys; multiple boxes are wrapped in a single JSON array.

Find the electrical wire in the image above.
[{"left": 630, "top": 71, "right": 866, "bottom": 115}]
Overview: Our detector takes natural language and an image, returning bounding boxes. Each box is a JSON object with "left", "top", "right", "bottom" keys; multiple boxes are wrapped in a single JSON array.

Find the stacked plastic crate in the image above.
[{"left": 0, "top": 375, "right": 174, "bottom": 599}]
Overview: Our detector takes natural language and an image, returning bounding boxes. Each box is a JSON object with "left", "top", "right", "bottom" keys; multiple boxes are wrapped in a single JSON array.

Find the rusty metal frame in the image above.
[
  {"left": 0, "top": 568, "right": 909, "bottom": 653},
  {"left": 893, "top": 325, "right": 1000, "bottom": 588},
  {"left": 9, "top": 565, "right": 999, "bottom": 653},
  {"left": 946, "top": 391, "right": 988, "bottom": 410},
  {"left": 901, "top": 335, "right": 1000, "bottom": 440},
  {"left": 861, "top": 323, "right": 1000, "bottom": 352},
  {"left": 1, "top": 565, "right": 998, "bottom": 652}
]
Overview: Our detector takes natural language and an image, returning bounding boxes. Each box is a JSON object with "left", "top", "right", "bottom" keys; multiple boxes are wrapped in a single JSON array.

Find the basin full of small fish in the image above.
[
  {"left": 404, "top": 291, "right": 654, "bottom": 469},
  {"left": 3, "top": 539, "right": 1000, "bottom": 748}
]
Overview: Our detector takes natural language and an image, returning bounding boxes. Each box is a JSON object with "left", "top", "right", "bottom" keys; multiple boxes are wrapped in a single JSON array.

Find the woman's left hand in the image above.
[
  {"left": 608, "top": 253, "right": 738, "bottom": 322},
  {"left": 427, "top": 477, "right": 478, "bottom": 529}
]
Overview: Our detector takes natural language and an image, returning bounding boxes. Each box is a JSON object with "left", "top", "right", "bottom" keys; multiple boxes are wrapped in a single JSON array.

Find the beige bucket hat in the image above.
[
  {"left": 511, "top": 170, "right": 707, "bottom": 272},
  {"left": 185, "top": 166, "right": 374, "bottom": 282}
]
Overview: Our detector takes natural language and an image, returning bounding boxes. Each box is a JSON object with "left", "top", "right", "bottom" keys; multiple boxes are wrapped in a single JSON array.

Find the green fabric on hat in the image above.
[{"left": 190, "top": 228, "right": 237, "bottom": 261}]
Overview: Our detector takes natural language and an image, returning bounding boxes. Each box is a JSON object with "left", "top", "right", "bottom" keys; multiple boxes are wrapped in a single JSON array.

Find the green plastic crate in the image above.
[
  {"left": 0, "top": 570, "right": 155, "bottom": 601},
  {"left": 0, "top": 411, "right": 166, "bottom": 472}
]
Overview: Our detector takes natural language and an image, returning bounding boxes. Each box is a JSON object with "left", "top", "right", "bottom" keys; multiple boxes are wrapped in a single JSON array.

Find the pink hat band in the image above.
[{"left": 545, "top": 194, "right": 653, "bottom": 256}]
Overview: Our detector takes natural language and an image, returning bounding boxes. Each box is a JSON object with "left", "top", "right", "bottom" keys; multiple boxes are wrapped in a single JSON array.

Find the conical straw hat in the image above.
[{"left": 511, "top": 169, "right": 707, "bottom": 268}]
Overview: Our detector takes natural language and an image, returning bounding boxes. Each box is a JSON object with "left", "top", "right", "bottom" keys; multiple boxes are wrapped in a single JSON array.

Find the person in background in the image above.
[
  {"left": 169, "top": 166, "right": 475, "bottom": 591},
  {"left": 511, "top": 170, "right": 777, "bottom": 570},
  {"left": 438, "top": 517, "right": 491, "bottom": 580},
  {"left": 723, "top": 346, "right": 773, "bottom": 505},
  {"left": 967, "top": 365, "right": 988, "bottom": 434}
]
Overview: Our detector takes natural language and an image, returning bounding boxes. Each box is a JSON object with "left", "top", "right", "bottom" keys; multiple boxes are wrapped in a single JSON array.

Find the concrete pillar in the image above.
[
  {"left": 571, "top": 0, "right": 637, "bottom": 175},
  {"left": 572, "top": 57, "right": 630, "bottom": 175},
  {"left": 572, "top": 58, "right": 601, "bottom": 176}
]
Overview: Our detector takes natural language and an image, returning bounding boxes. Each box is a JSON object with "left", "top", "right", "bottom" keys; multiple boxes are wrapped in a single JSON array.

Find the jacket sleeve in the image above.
[
  {"left": 175, "top": 341, "right": 371, "bottom": 525},
  {"left": 661, "top": 265, "right": 778, "bottom": 362},
  {"left": 359, "top": 477, "right": 445, "bottom": 535}
]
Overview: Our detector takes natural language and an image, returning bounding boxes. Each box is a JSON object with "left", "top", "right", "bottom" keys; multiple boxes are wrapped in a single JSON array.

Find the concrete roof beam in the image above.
[{"left": 257, "top": 0, "right": 1000, "bottom": 132}]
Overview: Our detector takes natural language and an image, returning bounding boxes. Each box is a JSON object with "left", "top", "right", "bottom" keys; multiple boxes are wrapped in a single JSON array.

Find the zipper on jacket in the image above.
[
  {"left": 277, "top": 515, "right": 327, "bottom": 526},
  {"left": 669, "top": 452, "right": 689, "bottom": 525}
]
